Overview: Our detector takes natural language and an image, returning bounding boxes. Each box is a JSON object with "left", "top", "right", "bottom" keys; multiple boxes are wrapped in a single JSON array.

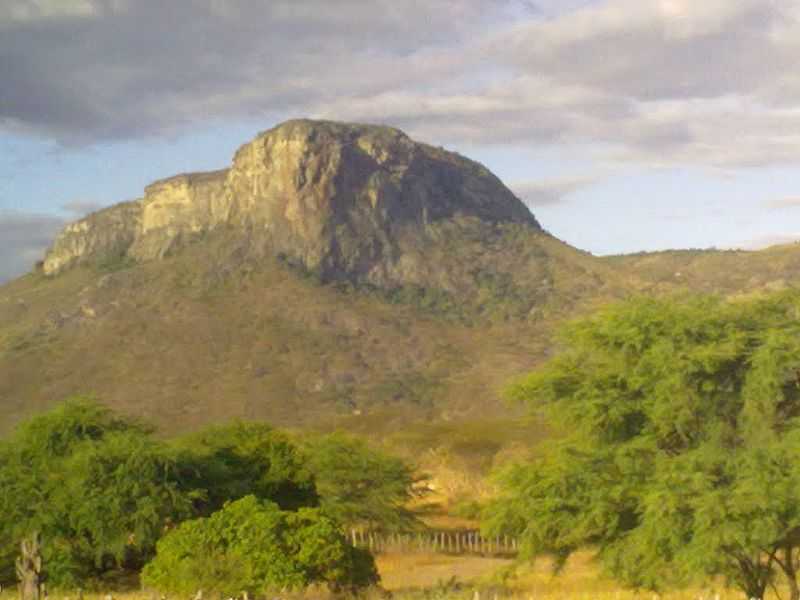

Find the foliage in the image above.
[
  {"left": 94, "top": 251, "right": 136, "bottom": 273},
  {"left": 372, "top": 372, "right": 441, "bottom": 408},
  {"left": 176, "top": 421, "right": 318, "bottom": 513},
  {"left": 0, "top": 403, "right": 395, "bottom": 590},
  {"left": 450, "top": 498, "right": 483, "bottom": 520},
  {"left": 141, "top": 495, "right": 378, "bottom": 596},
  {"left": 384, "top": 284, "right": 464, "bottom": 321},
  {"left": 486, "top": 291, "right": 800, "bottom": 600},
  {"left": 0, "top": 398, "right": 194, "bottom": 587},
  {"left": 303, "top": 432, "right": 425, "bottom": 531},
  {"left": 9, "top": 397, "right": 150, "bottom": 460}
]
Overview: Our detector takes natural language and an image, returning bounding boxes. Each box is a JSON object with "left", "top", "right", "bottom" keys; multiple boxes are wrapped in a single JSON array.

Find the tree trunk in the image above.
[
  {"left": 15, "top": 533, "right": 42, "bottom": 600},
  {"left": 782, "top": 545, "right": 800, "bottom": 600},
  {"left": 789, "top": 577, "right": 800, "bottom": 600},
  {"left": 734, "top": 552, "right": 770, "bottom": 600}
]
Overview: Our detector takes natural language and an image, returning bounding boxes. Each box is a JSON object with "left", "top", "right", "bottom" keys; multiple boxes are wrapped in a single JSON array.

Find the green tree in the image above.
[
  {"left": 46, "top": 431, "right": 196, "bottom": 582},
  {"left": 176, "top": 421, "right": 318, "bottom": 513},
  {"left": 486, "top": 292, "right": 800, "bottom": 600},
  {"left": 141, "top": 495, "right": 378, "bottom": 596},
  {"left": 0, "top": 398, "right": 194, "bottom": 587},
  {"left": 303, "top": 432, "right": 424, "bottom": 531}
]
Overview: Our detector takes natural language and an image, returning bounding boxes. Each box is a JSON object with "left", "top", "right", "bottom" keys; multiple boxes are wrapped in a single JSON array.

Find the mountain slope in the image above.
[
  {"left": 0, "top": 119, "right": 633, "bottom": 432},
  {"left": 3, "top": 119, "right": 800, "bottom": 435}
]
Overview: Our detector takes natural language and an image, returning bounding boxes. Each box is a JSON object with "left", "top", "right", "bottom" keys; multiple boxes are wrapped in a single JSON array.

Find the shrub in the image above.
[{"left": 141, "top": 496, "right": 378, "bottom": 596}]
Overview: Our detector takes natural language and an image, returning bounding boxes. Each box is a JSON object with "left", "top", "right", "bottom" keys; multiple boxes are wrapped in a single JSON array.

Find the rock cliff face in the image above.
[
  {"left": 43, "top": 119, "right": 540, "bottom": 288},
  {"left": 129, "top": 170, "right": 229, "bottom": 261},
  {"left": 42, "top": 201, "right": 141, "bottom": 274}
]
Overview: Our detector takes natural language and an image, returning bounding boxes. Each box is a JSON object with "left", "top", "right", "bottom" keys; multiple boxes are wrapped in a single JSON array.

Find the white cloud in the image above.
[
  {"left": 61, "top": 200, "right": 103, "bottom": 216},
  {"left": 2, "top": 0, "right": 800, "bottom": 168},
  {"left": 765, "top": 196, "right": 800, "bottom": 211},
  {"left": 729, "top": 232, "right": 800, "bottom": 250},
  {"left": 0, "top": 0, "right": 99, "bottom": 23},
  {"left": 510, "top": 175, "right": 602, "bottom": 206}
]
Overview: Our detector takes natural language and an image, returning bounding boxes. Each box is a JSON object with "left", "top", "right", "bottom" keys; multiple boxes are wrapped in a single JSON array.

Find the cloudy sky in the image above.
[{"left": 3, "top": 0, "right": 800, "bottom": 282}]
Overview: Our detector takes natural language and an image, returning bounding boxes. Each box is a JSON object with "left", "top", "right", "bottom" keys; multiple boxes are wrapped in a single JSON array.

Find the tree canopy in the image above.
[
  {"left": 302, "top": 432, "right": 425, "bottom": 532},
  {"left": 486, "top": 292, "right": 800, "bottom": 600},
  {"left": 176, "top": 421, "right": 318, "bottom": 513},
  {"left": 0, "top": 398, "right": 193, "bottom": 586}
]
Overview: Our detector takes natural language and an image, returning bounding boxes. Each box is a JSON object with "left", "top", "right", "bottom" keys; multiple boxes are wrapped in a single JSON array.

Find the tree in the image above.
[
  {"left": 176, "top": 421, "right": 318, "bottom": 513},
  {"left": 485, "top": 292, "right": 800, "bottom": 600},
  {"left": 46, "top": 431, "right": 196, "bottom": 580},
  {"left": 0, "top": 398, "right": 194, "bottom": 587},
  {"left": 140, "top": 495, "right": 378, "bottom": 596},
  {"left": 302, "top": 432, "right": 424, "bottom": 531}
]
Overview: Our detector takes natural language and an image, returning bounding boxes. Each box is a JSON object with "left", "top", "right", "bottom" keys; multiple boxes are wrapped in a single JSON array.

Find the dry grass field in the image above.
[
  {"left": 0, "top": 550, "right": 780, "bottom": 600},
  {"left": 375, "top": 552, "right": 511, "bottom": 591},
  {"left": 379, "top": 550, "right": 794, "bottom": 600}
]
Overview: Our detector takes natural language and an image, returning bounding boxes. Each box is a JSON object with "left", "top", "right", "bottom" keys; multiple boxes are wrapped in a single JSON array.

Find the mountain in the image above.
[
  {"left": 43, "top": 120, "right": 538, "bottom": 293},
  {"left": 2, "top": 119, "right": 799, "bottom": 437}
]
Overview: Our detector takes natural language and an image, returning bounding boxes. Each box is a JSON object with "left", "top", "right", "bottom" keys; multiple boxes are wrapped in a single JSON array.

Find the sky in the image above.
[{"left": 3, "top": 0, "right": 800, "bottom": 282}]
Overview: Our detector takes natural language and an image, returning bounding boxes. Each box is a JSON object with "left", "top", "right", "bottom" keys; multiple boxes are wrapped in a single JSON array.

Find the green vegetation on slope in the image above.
[
  {"left": 6, "top": 214, "right": 800, "bottom": 439},
  {"left": 0, "top": 227, "right": 579, "bottom": 435}
]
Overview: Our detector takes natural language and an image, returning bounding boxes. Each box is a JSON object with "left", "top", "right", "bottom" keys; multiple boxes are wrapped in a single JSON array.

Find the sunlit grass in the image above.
[{"left": 0, "top": 551, "right": 790, "bottom": 600}]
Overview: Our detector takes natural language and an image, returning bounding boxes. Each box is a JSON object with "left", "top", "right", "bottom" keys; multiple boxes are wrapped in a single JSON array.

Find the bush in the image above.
[{"left": 141, "top": 496, "right": 378, "bottom": 596}]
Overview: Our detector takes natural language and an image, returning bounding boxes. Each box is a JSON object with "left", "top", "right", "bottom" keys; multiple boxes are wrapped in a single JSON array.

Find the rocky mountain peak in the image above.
[{"left": 42, "top": 119, "right": 540, "bottom": 287}]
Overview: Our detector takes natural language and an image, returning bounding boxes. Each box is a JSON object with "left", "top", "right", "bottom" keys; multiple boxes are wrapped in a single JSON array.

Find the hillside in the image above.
[
  {"left": 606, "top": 244, "right": 800, "bottom": 295},
  {"left": 2, "top": 119, "right": 800, "bottom": 438},
  {"left": 0, "top": 225, "right": 624, "bottom": 436}
]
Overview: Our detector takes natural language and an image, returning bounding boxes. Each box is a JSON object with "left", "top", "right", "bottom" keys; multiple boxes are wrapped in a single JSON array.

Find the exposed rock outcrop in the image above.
[
  {"left": 43, "top": 201, "right": 141, "bottom": 275},
  {"left": 129, "top": 169, "right": 229, "bottom": 261},
  {"left": 43, "top": 119, "right": 540, "bottom": 287}
]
